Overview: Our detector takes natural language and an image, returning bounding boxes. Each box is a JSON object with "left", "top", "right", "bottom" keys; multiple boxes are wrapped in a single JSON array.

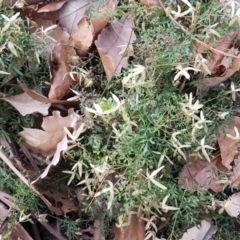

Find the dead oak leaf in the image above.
[
  {"left": 223, "top": 192, "right": 240, "bottom": 217},
  {"left": 195, "top": 68, "right": 237, "bottom": 95},
  {"left": 19, "top": 108, "right": 81, "bottom": 157},
  {"left": 37, "top": 0, "right": 69, "bottom": 13},
  {"left": 32, "top": 136, "right": 68, "bottom": 185},
  {"left": 178, "top": 155, "right": 226, "bottom": 193},
  {"left": 217, "top": 116, "right": 240, "bottom": 169},
  {"left": 207, "top": 36, "right": 233, "bottom": 75},
  {"left": 230, "top": 157, "right": 240, "bottom": 187},
  {"left": 72, "top": 0, "right": 116, "bottom": 57},
  {"left": 95, "top": 15, "right": 136, "bottom": 80},
  {"left": 59, "top": 0, "right": 91, "bottom": 35},
  {"left": 18, "top": 80, "right": 79, "bottom": 106},
  {"left": 180, "top": 220, "right": 216, "bottom": 240},
  {"left": 48, "top": 43, "right": 73, "bottom": 100},
  {"left": 114, "top": 214, "right": 145, "bottom": 240},
  {"left": 141, "top": 0, "right": 159, "bottom": 6},
  {"left": 1, "top": 92, "right": 50, "bottom": 116}
]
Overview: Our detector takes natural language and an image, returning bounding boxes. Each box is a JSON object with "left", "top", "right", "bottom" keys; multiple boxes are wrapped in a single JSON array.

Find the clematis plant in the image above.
[{"left": 85, "top": 93, "right": 122, "bottom": 116}]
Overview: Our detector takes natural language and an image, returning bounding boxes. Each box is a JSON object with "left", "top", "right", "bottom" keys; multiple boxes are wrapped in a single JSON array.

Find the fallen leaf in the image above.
[
  {"left": 40, "top": 188, "right": 79, "bottom": 214},
  {"left": 23, "top": 5, "right": 59, "bottom": 23},
  {"left": 1, "top": 92, "right": 50, "bottom": 116},
  {"left": 59, "top": 0, "right": 91, "bottom": 35},
  {"left": 178, "top": 155, "right": 226, "bottom": 193},
  {"left": 72, "top": 17, "right": 95, "bottom": 56},
  {"left": 223, "top": 192, "right": 240, "bottom": 217},
  {"left": 48, "top": 43, "right": 73, "bottom": 100},
  {"left": 114, "top": 214, "right": 145, "bottom": 240},
  {"left": 230, "top": 156, "right": 240, "bottom": 186},
  {"left": 94, "top": 220, "right": 105, "bottom": 240},
  {"left": 180, "top": 220, "right": 216, "bottom": 240},
  {"left": 217, "top": 117, "right": 240, "bottom": 169},
  {"left": 95, "top": 15, "right": 136, "bottom": 80},
  {"left": 232, "top": 53, "right": 240, "bottom": 70},
  {"left": 72, "top": 0, "right": 116, "bottom": 56},
  {"left": 19, "top": 108, "right": 81, "bottom": 157},
  {"left": 141, "top": 0, "right": 159, "bottom": 6},
  {"left": 37, "top": 0, "right": 69, "bottom": 12},
  {"left": 32, "top": 19, "right": 76, "bottom": 58},
  {"left": 18, "top": 80, "right": 79, "bottom": 106},
  {"left": 91, "top": 0, "right": 116, "bottom": 36},
  {"left": 195, "top": 68, "right": 237, "bottom": 95},
  {"left": 207, "top": 36, "right": 233, "bottom": 75}
]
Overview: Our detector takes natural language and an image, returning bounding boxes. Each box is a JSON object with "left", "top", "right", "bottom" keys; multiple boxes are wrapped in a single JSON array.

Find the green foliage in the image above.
[{"left": 1, "top": 0, "right": 240, "bottom": 239}]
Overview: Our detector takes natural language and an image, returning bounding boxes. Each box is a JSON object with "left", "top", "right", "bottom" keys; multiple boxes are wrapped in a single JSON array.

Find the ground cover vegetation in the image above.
[{"left": 1, "top": 0, "right": 240, "bottom": 239}]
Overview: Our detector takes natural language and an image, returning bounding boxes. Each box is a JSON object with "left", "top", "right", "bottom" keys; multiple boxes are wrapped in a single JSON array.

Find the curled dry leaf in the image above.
[
  {"left": 141, "top": 0, "right": 159, "bottom": 6},
  {"left": 195, "top": 68, "right": 237, "bottom": 95},
  {"left": 223, "top": 192, "right": 240, "bottom": 217},
  {"left": 23, "top": 4, "right": 59, "bottom": 23},
  {"left": 1, "top": 92, "right": 51, "bottom": 116},
  {"left": 207, "top": 36, "right": 233, "bottom": 75},
  {"left": 37, "top": 0, "right": 69, "bottom": 13},
  {"left": 178, "top": 155, "right": 227, "bottom": 193},
  {"left": 95, "top": 15, "right": 136, "bottom": 80},
  {"left": 114, "top": 214, "right": 145, "bottom": 240},
  {"left": 59, "top": 0, "right": 91, "bottom": 35},
  {"left": 48, "top": 44, "right": 73, "bottom": 100},
  {"left": 217, "top": 117, "right": 240, "bottom": 169},
  {"left": 18, "top": 80, "right": 79, "bottom": 106},
  {"left": 72, "top": 0, "right": 116, "bottom": 56},
  {"left": 19, "top": 108, "right": 81, "bottom": 157},
  {"left": 180, "top": 220, "right": 216, "bottom": 240}
]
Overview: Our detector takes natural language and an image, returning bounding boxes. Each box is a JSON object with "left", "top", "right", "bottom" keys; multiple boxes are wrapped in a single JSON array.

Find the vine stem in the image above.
[{"left": 157, "top": 0, "right": 240, "bottom": 60}]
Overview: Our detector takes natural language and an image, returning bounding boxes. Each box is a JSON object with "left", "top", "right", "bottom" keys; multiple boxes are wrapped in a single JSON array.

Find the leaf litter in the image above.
[{"left": 3, "top": 0, "right": 240, "bottom": 239}]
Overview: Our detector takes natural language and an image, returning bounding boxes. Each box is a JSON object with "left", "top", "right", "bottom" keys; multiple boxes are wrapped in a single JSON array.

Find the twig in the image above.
[
  {"left": 31, "top": 213, "right": 67, "bottom": 240},
  {"left": 157, "top": 0, "right": 240, "bottom": 60}
]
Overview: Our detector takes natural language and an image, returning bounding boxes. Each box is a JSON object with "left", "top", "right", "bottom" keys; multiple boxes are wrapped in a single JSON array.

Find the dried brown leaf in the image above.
[
  {"left": 91, "top": 0, "right": 116, "bottom": 35},
  {"left": 180, "top": 220, "right": 216, "bottom": 240},
  {"left": 72, "top": 18, "right": 94, "bottom": 56},
  {"left": 48, "top": 44, "right": 73, "bottom": 100},
  {"left": 59, "top": 0, "right": 91, "bottom": 35},
  {"left": 141, "top": 0, "right": 159, "bottom": 6},
  {"left": 178, "top": 155, "right": 226, "bottom": 193},
  {"left": 72, "top": 0, "right": 116, "bottom": 57},
  {"left": 19, "top": 108, "right": 81, "bottom": 157},
  {"left": 32, "top": 19, "right": 76, "bottom": 58},
  {"left": 232, "top": 53, "right": 240, "bottom": 70},
  {"left": 196, "top": 68, "right": 237, "bottom": 94},
  {"left": 38, "top": 0, "right": 69, "bottom": 12},
  {"left": 1, "top": 92, "right": 50, "bottom": 116},
  {"left": 40, "top": 188, "right": 78, "bottom": 214},
  {"left": 223, "top": 192, "right": 240, "bottom": 217},
  {"left": 94, "top": 220, "right": 105, "bottom": 240},
  {"left": 230, "top": 157, "right": 240, "bottom": 187},
  {"left": 217, "top": 117, "right": 240, "bottom": 169},
  {"left": 32, "top": 136, "right": 68, "bottom": 184},
  {"left": 18, "top": 80, "right": 79, "bottom": 106},
  {"left": 23, "top": 5, "right": 59, "bottom": 23},
  {"left": 207, "top": 36, "right": 233, "bottom": 75},
  {"left": 95, "top": 15, "right": 136, "bottom": 80},
  {"left": 114, "top": 214, "right": 145, "bottom": 240}
]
